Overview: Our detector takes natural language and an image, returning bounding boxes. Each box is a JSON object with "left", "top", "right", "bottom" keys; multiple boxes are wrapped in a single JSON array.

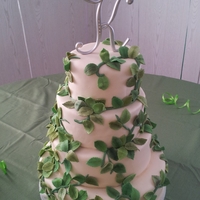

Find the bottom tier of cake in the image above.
[{"left": 39, "top": 150, "right": 167, "bottom": 200}]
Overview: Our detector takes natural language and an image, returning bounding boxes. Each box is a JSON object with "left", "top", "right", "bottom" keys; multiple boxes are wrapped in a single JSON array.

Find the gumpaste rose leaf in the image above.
[
  {"left": 42, "top": 170, "right": 52, "bottom": 178},
  {"left": 117, "top": 147, "right": 128, "bottom": 160},
  {"left": 94, "top": 140, "right": 107, "bottom": 152},
  {"left": 87, "top": 157, "right": 102, "bottom": 167},
  {"left": 133, "top": 138, "right": 147, "bottom": 145},
  {"left": 125, "top": 142, "right": 139, "bottom": 151},
  {"left": 63, "top": 58, "right": 71, "bottom": 71},
  {"left": 56, "top": 140, "right": 69, "bottom": 152},
  {"left": 62, "top": 159, "right": 72, "bottom": 174},
  {"left": 70, "top": 141, "right": 81, "bottom": 151},
  {"left": 135, "top": 54, "right": 145, "bottom": 66},
  {"left": 58, "top": 188, "right": 66, "bottom": 200},
  {"left": 128, "top": 46, "right": 140, "bottom": 59},
  {"left": 130, "top": 63, "right": 139, "bottom": 76},
  {"left": 113, "top": 163, "right": 126, "bottom": 173},
  {"left": 100, "top": 162, "right": 113, "bottom": 174},
  {"left": 72, "top": 175, "right": 86, "bottom": 184},
  {"left": 127, "top": 150, "right": 135, "bottom": 160},
  {"left": 109, "top": 121, "right": 122, "bottom": 130},
  {"left": 107, "top": 147, "right": 118, "bottom": 161},
  {"left": 137, "top": 96, "right": 148, "bottom": 107},
  {"left": 78, "top": 107, "right": 93, "bottom": 117},
  {"left": 144, "top": 124, "right": 153, "bottom": 134},
  {"left": 92, "top": 103, "right": 106, "bottom": 114},
  {"left": 98, "top": 76, "right": 109, "bottom": 90},
  {"left": 106, "top": 61, "right": 120, "bottom": 71},
  {"left": 90, "top": 114, "right": 104, "bottom": 125},
  {"left": 119, "top": 46, "right": 129, "bottom": 58},
  {"left": 75, "top": 100, "right": 87, "bottom": 111},
  {"left": 77, "top": 190, "right": 88, "bottom": 200},
  {"left": 85, "top": 176, "right": 99, "bottom": 186},
  {"left": 69, "top": 185, "right": 79, "bottom": 199},
  {"left": 106, "top": 186, "right": 120, "bottom": 198},
  {"left": 100, "top": 48, "right": 110, "bottom": 63},
  {"left": 52, "top": 178, "right": 62, "bottom": 188},
  {"left": 94, "top": 195, "right": 103, "bottom": 200},
  {"left": 84, "top": 63, "right": 98, "bottom": 76},
  {"left": 130, "top": 186, "right": 140, "bottom": 200},
  {"left": 112, "top": 136, "right": 123, "bottom": 148},
  {"left": 63, "top": 101, "right": 75, "bottom": 109},
  {"left": 66, "top": 150, "right": 79, "bottom": 162},
  {"left": 121, "top": 183, "right": 133, "bottom": 197},
  {"left": 138, "top": 68, "right": 144, "bottom": 79},
  {"left": 85, "top": 97, "right": 96, "bottom": 107},
  {"left": 63, "top": 173, "right": 71, "bottom": 186},
  {"left": 110, "top": 56, "right": 126, "bottom": 64},
  {"left": 83, "top": 120, "right": 94, "bottom": 134},
  {"left": 112, "top": 96, "right": 124, "bottom": 108},
  {"left": 123, "top": 174, "right": 136, "bottom": 185},
  {"left": 122, "top": 95, "right": 133, "bottom": 106},
  {"left": 116, "top": 173, "right": 124, "bottom": 184},
  {"left": 126, "top": 77, "right": 136, "bottom": 87},
  {"left": 143, "top": 192, "right": 157, "bottom": 200},
  {"left": 42, "top": 162, "right": 54, "bottom": 172},
  {"left": 120, "top": 109, "right": 131, "bottom": 124}
]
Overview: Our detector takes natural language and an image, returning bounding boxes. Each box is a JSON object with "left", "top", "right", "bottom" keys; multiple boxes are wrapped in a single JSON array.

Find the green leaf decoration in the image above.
[
  {"left": 144, "top": 124, "right": 153, "bottom": 134},
  {"left": 56, "top": 140, "right": 69, "bottom": 152},
  {"left": 85, "top": 97, "right": 96, "bottom": 107},
  {"left": 112, "top": 96, "right": 124, "bottom": 108},
  {"left": 84, "top": 63, "right": 98, "bottom": 76},
  {"left": 110, "top": 56, "right": 126, "bottom": 64},
  {"left": 107, "top": 147, "right": 118, "bottom": 161},
  {"left": 143, "top": 192, "right": 157, "bottom": 200},
  {"left": 117, "top": 147, "right": 128, "bottom": 160},
  {"left": 62, "top": 159, "right": 72, "bottom": 174},
  {"left": 100, "top": 48, "right": 110, "bottom": 63},
  {"left": 0, "top": 160, "right": 7, "bottom": 174},
  {"left": 70, "top": 141, "right": 81, "bottom": 151},
  {"left": 130, "top": 63, "right": 139, "bottom": 76},
  {"left": 77, "top": 190, "right": 88, "bottom": 200},
  {"left": 52, "top": 178, "right": 62, "bottom": 188},
  {"left": 119, "top": 46, "right": 129, "bottom": 58},
  {"left": 90, "top": 114, "right": 104, "bottom": 125},
  {"left": 131, "top": 187, "right": 140, "bottom": 200},
  {"left": 109, "top": 121, "right": 122, "bottom": 130},
  {"left": 78, "top": 106, "right": 94, "bottom": 117},
  {"left": 125, "top": 142, "right": 139, "bottom": 151},
  {"left": 113, "top": 163, "right": 126, "bottom": 173},
  {"left": 75, "top": 100, "right": 87, "bottom": 111},
  {"left": 94, "top": 140, "right": 107, "bottom": 152},
  {"left": 128, "top": 46, "right": 140, "bottom": 59},
  {"left": 123, "top": 174, "right": 136, "bottom": 185},
  {"left": 133, "top": 138, "right": 147, "bottom": 145},
  {"left": 98, "top": 76, "right": 109, "bottom": 90},
  {"left": 101, "top": 162, "right": 114, "bottom": 174},
  {"left": 94, "top": 196, "right": 103, "bottom": 200},
  {"left": 63, "top": 57, "right": 71, "bottom": 72},
  {"left": 126, "top": 77, "right": 136, "bottom": 87},
  {"left": 83, "top": 120, "right": 94, "bottom": 134},
  {"left": 138, "top": 69, "right": 144, "bottom": 79},
  {"left": 106, "top": 186, "right": 120, "bottom": 199},
  {"left": 58, "top": 188, "right": 66, "bottom": 200},
  {"left": 87, "top": 157, "right": 102, "bottom": 167},
  {"left": 116, "top": 173, "right": 125, "bottom": 184},
  {"left": 66, "top": 71, "right": 73, "bottom": 82},
  {"left": 63, "top": 101, "right": 75, "bottom": 109},
  {"left": 42, "top": 162, "right": 54, "bottom": 172},
  {"left": 160, "top": 170, "right": 166, "bottom": 185},
  {"left": 137, "top": 96, "right": 148, "bottom": 107},
  {"left": 66, "top": 150, "right": 79, "bottom": 162},
  {"left": 122, "top": 95, "right": 133, "bottom": 106},
  {"left": 69, "top": 185, "right": 79, "bottom": 199},
  {"left": 92, "top": 103, "right": 106, "bottom": 114},
  {"left": 42, "top": 170, "right": 52, "bottom": 178},
  {"left": 106, "top": 61, "right": 121, "bottom": 71},
  {"left": 85, "top": 176, "right": 99, "bottom": 186},
  {"left": 54, "top": 160, "right": 60, "bottom": 172},
  {"left": 122, "top": 183, "right": 132, "bottom": 197},
  {"left": 102, "top": 38, "right": 111, "bottom": 45},
  {"left": 58, "top": 127, "right": 72, "bottom": 142},
  {"left": 126, "top": 134, "right": 134, "bottom": 143},
  {"left": 63, "top": 173, "right": 72, "bottom": 186},
  {"left": 72, "top": 174, "right": 86, "bottom": 185},
  {"left": 112, "top": 137, "right": 123, "bottom": 148},
  {"left": 120, "top": 109, "right": 131, "bottom": 124},
  {"left": 57, "top": 88, "right": 69, "bottom": 96},
  {"left": 135, "top": 54, "right": 145, "bottom": 66},
  {"left": 127, "top": 150, "right": 135, "bottom": 160}
]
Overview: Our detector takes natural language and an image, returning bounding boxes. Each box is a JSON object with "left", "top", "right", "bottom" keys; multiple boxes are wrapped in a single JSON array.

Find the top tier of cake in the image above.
[{"left": 59, "top": 41, "right": 145, "bottom": 107}]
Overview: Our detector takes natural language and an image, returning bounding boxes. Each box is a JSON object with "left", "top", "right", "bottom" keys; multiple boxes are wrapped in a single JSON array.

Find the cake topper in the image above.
[{"left": 75, "top": 0, "right": 134, "bottom": 55}]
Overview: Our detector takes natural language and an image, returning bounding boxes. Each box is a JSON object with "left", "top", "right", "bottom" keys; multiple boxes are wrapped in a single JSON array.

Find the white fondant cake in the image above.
[{"left": 38, "top": 41, "right": 169, "bottom": 200}]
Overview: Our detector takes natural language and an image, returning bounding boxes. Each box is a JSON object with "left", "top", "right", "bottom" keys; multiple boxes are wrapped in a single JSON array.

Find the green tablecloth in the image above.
[{"left": 0, "top": 73, "right": 200, "bottom": 200}]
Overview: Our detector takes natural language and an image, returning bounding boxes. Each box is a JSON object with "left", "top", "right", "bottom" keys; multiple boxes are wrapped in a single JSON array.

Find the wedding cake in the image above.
[{"left": 37, "top": 39, "right": 169, "bottom": 200}]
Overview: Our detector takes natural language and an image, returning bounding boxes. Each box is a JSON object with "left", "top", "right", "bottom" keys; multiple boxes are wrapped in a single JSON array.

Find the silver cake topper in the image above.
[{"left": 75, "top": 0, "right": 134, "bottom": 55}]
